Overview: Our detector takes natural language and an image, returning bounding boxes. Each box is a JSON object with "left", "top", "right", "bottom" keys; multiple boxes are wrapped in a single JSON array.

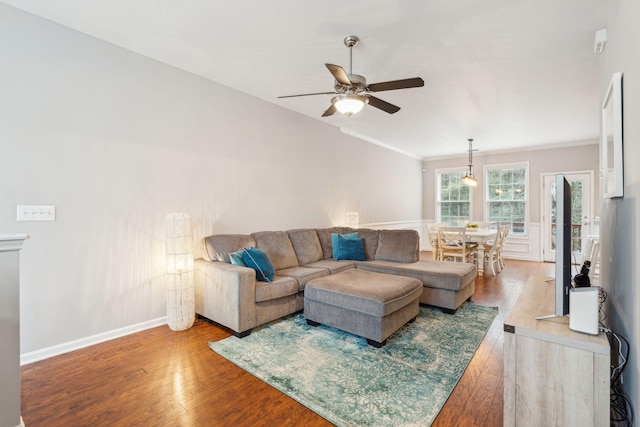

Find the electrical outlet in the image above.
[{"left": 17, "top": 205, "right": 56, "bottom": 221}]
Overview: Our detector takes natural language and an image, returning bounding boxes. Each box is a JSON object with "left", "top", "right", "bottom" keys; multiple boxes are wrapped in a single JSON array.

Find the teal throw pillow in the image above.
[
  {"left": 241, "top": 247, "right": 275, "bottom": 282},
  {"left": 335, "top": 234, "right": 366, "bottom": 261},
  {"left": 229, "top": 249, "right": 247, "bottom": 266},
  {"left": 331, "top": 232, "right": 358, "bottom": 259}
]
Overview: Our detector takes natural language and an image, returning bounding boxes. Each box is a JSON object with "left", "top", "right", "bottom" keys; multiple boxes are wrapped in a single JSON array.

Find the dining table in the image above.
[{"left": 465, "top": 228, "right": 498, "bottom": 277}]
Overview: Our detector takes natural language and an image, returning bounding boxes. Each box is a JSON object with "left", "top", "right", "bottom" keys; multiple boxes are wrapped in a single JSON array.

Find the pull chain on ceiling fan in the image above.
[{"left": 278, "top": 36, "right": 424, "bottom": 117}]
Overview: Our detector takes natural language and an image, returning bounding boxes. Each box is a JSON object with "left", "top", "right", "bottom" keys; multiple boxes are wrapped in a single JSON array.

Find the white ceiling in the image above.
[{"left": 3, "top": 0, "right": 607, "bottom": 159}]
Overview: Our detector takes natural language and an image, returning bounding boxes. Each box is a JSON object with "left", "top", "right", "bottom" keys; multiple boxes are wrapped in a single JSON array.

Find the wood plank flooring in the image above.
[{"left": 21, "top": 256, "right": 553, "bottom": 427}]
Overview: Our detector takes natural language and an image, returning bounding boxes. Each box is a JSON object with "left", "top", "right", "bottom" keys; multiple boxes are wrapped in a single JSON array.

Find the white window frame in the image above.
[
  {"left": 435, "top": 167, "right": 472, "bottom": 224},
  {"left": 483, "top": 162, "right": 529, "bottom": 236}
]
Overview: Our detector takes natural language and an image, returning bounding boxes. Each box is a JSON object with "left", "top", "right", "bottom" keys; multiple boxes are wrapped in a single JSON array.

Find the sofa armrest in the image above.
[{"left": 195, "top": 258, "right": 257, "bottom": 335}]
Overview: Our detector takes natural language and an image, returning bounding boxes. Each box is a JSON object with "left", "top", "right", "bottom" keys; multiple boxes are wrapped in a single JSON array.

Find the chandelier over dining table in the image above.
[{"left": 462, "top": 138, "right": 478, "bottom": 187}]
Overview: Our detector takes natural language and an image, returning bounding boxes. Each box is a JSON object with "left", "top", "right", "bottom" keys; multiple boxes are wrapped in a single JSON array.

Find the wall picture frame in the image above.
[{"left": 601, "top": 72, "right": 623, "bottom": 199}]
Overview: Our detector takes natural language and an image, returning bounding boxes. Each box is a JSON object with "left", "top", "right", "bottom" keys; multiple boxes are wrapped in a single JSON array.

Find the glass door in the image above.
[{"left": 542, "top": 172, "right": 593, "bottom": 264}]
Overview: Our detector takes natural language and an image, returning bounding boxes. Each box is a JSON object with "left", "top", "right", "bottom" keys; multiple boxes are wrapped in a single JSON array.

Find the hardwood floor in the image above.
[{"left": 21, "top": 256, "right": 554, "bottom": 427}]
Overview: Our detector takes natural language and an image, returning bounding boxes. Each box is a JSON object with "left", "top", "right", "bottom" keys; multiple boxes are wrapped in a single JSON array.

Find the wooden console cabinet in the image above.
[{"left": 503, "top": 276, "right": 609, "bottom": 427}]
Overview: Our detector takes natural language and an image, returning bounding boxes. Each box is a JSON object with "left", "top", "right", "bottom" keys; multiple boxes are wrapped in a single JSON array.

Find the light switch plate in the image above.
[{"left": 17, "top": 205, "right": 56, "bottom": 221}]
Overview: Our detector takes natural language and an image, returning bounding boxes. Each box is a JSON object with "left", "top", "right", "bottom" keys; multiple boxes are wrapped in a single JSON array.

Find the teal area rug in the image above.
[{"left": 209, "top": 303, "right": 498, "bottom": 427}]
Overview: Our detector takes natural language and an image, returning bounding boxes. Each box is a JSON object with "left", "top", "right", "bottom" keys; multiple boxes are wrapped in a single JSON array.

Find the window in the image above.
[
  {"left": 485, "top": 164, "right": 528, "bottom": 235},
  {"left": 436, "top": 169, "right": 470, "bottom": 224},
  {"left": 551, "top": 180, "right": 585, "bottom": 253}
]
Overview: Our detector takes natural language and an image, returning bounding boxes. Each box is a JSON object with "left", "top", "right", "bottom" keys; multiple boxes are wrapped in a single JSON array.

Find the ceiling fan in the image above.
[{"left": 278, "top": 36, "right": 424, "bottom": 117}]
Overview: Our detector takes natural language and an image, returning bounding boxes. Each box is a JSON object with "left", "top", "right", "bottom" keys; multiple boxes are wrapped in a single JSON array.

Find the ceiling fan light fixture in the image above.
[
  {"left": 333, "top": 94, "right": 368, "bottom": 117},
  {"left": 278, "top": 35, "right": 423, "bottom": 117}
]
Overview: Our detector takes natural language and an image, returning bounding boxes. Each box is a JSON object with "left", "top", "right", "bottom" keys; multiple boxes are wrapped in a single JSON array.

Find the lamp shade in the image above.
[
  {"left": 462, "top": 174, "right": 478, "bottom": 187},
  {"left": 333, "top": 94, "right": 368, "bottom": 117},
  {"left": 345, "top": 211, "right": 360, "bottom": 228},
  {"left": 165, "top": 213, "right": 195, "bottom": 331}
]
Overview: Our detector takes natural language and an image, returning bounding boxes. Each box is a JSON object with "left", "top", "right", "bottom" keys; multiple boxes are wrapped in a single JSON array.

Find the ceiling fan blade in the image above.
[
  {"left": 321, "top": 103, "right": 337, "bottom": 117},
  {"left": 368, "top": 77, "right": 424, "bottom": 92},
  {"left": 278, "top": 91, "right": 336, "bottom": 99},
  {"left": 325, "top": 64, "right": 352, "bottom": 85},
  {"left": 368, "top": 96, "right": 401, "bottom": 114}
]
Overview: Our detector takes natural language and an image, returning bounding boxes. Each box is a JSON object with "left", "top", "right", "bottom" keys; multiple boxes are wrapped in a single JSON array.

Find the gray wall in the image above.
[
  {"left": 0, "top": 4, "right": 422, "bottom": 355},
  {"left": 600, "top": 0, "right": 640, "bottom": 411},
  {"left": 422, "top": 143, "right": 600, "bottom": 223}
]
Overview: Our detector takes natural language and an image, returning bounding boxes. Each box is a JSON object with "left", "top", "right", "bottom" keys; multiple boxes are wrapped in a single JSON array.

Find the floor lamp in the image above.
[{"left": 165, "top": 213, "right": 195, "bottom": 331}]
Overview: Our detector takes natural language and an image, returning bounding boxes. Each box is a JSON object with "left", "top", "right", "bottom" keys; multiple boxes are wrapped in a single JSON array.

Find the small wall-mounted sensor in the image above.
[{"left": 17, "top": 205, "right": 56, "bottom": 221}]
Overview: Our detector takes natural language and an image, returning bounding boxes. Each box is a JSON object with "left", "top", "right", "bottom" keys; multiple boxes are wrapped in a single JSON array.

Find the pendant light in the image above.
[{"left": 462, "top": 138, "right": 478, "bottom": 187}]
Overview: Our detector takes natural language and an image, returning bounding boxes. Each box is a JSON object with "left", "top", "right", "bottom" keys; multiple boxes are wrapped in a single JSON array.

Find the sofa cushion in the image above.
[
  {"left": 252, "top": 231, "right": 299, "bottom": 270},
  {"left": 331, "top": 232, "right": 358, "bottom": 258},
  {"left": 316, "top": 227, "right": 351, "bottom": 259},
  {"left": 357, "top": 259, "right": 476, "bottom": 291},
  {"left": 277, "top": 266, "right": 330, "bottom": 291},
  {"left": 374, "top": 229, "right": 420, "bottom": 263},
  {"left": 287, "top": 229, "right": 323, "bottom": 265},
  {"left": 242, "top": 247, "right": 275, "bottom": 282},
  {"left": 255, "top": 276, "right": 299, "bottom": 303},
  {"left": 355, "top": 228, "right": 380, "bottom": 260},
  {"left": 334, "top": 235, "right": 366, "bottom": 261},
  {"left": 201, "top": 234, "right": 256, "bottom": 263},
  {"left": 303, "top": 259, "right": 356, "bottom": 274}
]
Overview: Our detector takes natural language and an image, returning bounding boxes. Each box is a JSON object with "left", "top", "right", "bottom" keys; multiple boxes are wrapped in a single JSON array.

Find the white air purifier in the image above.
[{"left": 569, "top": 287, "right": 600, "bottom": 335}]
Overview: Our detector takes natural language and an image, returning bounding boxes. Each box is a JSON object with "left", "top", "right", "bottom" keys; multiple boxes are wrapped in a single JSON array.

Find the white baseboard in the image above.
[{"left": 20, "top": 316, "right": 167, "bottom": 366}]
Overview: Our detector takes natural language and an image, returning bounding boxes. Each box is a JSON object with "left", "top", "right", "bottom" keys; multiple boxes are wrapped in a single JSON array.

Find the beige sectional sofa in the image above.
[{"left": 195, "top": 227, "right": 476, "bottom": 338}]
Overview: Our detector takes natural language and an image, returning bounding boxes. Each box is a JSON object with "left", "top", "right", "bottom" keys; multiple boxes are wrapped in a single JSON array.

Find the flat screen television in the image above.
[{"left": 538, "top": 174, "right": 572, "bottom": 319}]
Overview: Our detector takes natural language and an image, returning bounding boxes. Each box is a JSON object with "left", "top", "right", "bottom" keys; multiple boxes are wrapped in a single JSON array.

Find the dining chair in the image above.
[
  {"left": 497, "top": 224, "right": 510, "bottom": 270},
  {"left": 481, "top": 224, "right": 509, "bottom": 275},
  {"left": 427, "top": 223, "right": 441, "bottom": 260},
  {"left": 438, "top": 226, "right": 477, "bottom": 263}
]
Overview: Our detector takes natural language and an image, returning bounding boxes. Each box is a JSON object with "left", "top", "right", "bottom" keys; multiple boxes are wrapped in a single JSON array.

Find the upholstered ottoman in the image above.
[{"left": 304, "top": 269, "right": 423, "bottom": 347}]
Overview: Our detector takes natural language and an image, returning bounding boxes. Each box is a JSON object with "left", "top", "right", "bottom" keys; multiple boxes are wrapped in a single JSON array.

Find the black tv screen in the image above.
[{"left": 555, "top": 174, "right": 572, "bottom": 316}]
